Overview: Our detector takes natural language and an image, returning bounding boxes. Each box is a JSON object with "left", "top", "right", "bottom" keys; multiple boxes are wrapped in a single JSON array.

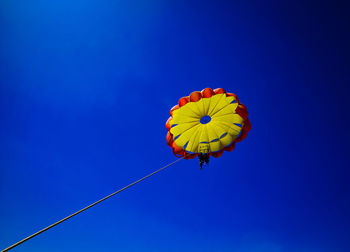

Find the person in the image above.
[{"left": 198, "top": 153, "right": 209, "bottom": 169}]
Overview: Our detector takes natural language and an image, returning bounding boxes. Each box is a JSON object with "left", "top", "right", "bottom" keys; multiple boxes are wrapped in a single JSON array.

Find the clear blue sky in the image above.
[{"left": 0, "top": 0, "right": 349, "bottom": 251}]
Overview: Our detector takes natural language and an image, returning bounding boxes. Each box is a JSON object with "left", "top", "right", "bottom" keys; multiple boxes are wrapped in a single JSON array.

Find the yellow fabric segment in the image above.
[
  {"left": 191, "top": 99, "right": 206, "bottom": 115},
  {"left": 220, "top": 134, "right": 234, "bottom": 147},
  {"left": 211, "top": 101, "right": 237, "bottom": 117},
  {"left": 198, "top": 125, "right": 209, "bottom": 144},
  {"left": 209, "top": 94, "right": 230, "bottom": 115},
  {"left": 170, "top": 93, "right": 243, "bottom": 154},
  {"left": 175, "top": 124, "right": 201, "bottom": 148},
  {"left": 171, "top": 107, "right": 199, "bottom": 123},
  {"left": 211, "top": 121, "right": 238, "bottom": 143},
  {"left": 186, "top": 128, "right": 202, "bottom": 151},
  {"left": 201, "top": 97, "right": 212, "bottom": 115},
  {"left": 170, "top": 121, "right": 200, "bottom": 137}
]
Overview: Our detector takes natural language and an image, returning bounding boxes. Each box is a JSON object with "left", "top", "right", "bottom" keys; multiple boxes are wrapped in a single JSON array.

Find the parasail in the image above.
[{"left": 166, "top": 88, "right": 251, "bottom": 168}]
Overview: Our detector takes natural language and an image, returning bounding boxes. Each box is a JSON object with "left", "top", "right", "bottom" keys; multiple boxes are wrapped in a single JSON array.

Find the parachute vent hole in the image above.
[{"left": 200, "top": 115, "right": 211, "bottom": 124}]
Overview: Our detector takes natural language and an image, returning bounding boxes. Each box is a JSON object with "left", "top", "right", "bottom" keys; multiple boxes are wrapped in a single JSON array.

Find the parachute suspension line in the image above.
[{"left": 1, "top": 157, "right": 186, "bottom": 252}]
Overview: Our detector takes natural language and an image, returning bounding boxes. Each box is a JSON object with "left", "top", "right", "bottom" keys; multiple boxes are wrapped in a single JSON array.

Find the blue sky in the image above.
[{"left": 0, "top": 0, "right": 349, "bottom": 251}]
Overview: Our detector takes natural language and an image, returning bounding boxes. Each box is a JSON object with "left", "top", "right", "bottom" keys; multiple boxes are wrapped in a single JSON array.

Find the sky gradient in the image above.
[{"left": 1, "top": 0, "right": 349, "bottom": 251}]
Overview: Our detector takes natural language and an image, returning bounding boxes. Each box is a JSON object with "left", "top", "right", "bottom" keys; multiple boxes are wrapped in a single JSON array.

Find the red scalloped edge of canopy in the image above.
[{"left": 166, "top": 88, "right": 251, "bottom": 159}]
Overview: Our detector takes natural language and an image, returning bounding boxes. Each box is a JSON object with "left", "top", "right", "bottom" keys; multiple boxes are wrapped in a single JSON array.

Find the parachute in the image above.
[{"left": 165, "top": 88, "right": 251, "bottom": 167}]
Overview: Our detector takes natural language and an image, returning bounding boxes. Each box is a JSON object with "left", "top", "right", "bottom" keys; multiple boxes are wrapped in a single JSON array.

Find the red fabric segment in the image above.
[
  {"left": 179, "top": 96, "right": 190, "bottom": 107},
  {"left": 189, "top": 91, "right": 202, "bottom": 102},
  {"left": 184, "top": 153, "right": 198, "bottom": 159},
  {"left": 236, "top": 104, "right": 248, "bottom": 120},
  {"left": 226, "top": 92, "right": 239, "bottom": 103},
  {"left": 224, "top": 142, "right": 236, "bottom": 152},
  {"left": 166, "top": 132, "right": 174, "bottom": 147},
  {"left": 170, "top": 104, "right": 179, "bottom": 116},
  {"left": 210, "top": 149, "right": 224, "bottom": 158},
  {"left": 201, "top": 88, "right": 214, "bottom": 98},
  {"left": 172, "top": 141, "right": 184, "bottom": 154},
  {"left": 214, "top": 88, "right": 226, "bottom": 94},
  {"left": 165, "top": 117, "right": 172, "bottom": 131},
  {"left": 243, "top": 118, "right": 251, "bottom": 132},
  {"left": 239, "top": 103, "right": 247, "bottom": 110},
  {"left": 235, "top": 131, "right": 247, "bottom": 142},
  {"left": 173, "top": 149, "right": 185, "bottom": 157}
]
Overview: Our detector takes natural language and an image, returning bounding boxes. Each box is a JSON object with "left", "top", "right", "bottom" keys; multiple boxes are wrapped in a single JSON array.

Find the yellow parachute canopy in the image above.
[{"left": 166, "top": 88, "right": 251, "bottom": 159}]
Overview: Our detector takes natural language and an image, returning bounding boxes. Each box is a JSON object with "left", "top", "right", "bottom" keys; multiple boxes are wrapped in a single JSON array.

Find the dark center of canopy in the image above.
[{"left": 200, "top": 115, "right": 211, "bottom": 124}]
